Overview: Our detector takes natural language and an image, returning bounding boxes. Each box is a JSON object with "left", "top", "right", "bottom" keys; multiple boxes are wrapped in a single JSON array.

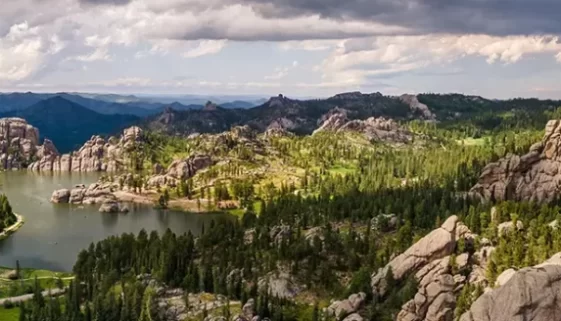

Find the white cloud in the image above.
[
  {"left": 182, "top": 40, "right": 227, "bottom": 58},
  {"left": 264, "top": 60, "right": 300, "bottom": 80},
  {"left": 74, "top": 47, "right": 112, "bottom": 62},
  {"left": 320, "top": 35, "right": 561, "bottom": 84},
  {"left": 0, "top": 22, "right": 63, "bottom": 82}
]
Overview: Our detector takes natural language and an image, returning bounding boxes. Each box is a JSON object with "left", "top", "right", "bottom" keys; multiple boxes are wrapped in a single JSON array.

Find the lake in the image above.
[{"left": 0, "top": 171, "right": 223, "bottom": 272}]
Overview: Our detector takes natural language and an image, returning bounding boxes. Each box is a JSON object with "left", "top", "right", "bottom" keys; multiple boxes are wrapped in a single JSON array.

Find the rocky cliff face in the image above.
[
  {"left": 471, "top": 119, "right": 561, "bottom": 202},
  {"left": 29, "top": 126, "right": 143, "bottom": 172},
  {"left": 370, "top": 216, "right": 488, "bottom": 321},
  {"left": 147, "top": 154, "right": 214, "bottom": 188},
  {"left": 459, "top": 253, "right": 561, "bottom": 321},
  {"left": 314, "top": 110, "right": 413, "bottom": 144},
  {"left": 400, "top": 94, "right": 436, "bottom": 121},
  {"left": 0, "top": 118, "right": 58, "bottom": 170}
]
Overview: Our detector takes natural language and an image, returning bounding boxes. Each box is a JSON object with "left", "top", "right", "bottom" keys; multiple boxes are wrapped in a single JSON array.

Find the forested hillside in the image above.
[{"left": 11, "top": 94, "right": 561, "bottom": 321}]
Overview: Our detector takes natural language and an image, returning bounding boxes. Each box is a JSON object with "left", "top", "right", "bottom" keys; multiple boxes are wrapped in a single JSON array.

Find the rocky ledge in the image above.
[
  {"left": 459, "top": 253, "right": 561, "bottom": 321},
  {"left": 0, "top": 118, "right": 58, "bottom": 170},
  {"left": 29, "top": 126, "right": 143, "bottom": 172},
  {"left": 51, "top": 182, "right": 129, "bottom": 213},
  {"left": 471, "top": 119, "right": 561, "bottom": 202},
  {"left": 369, "top": 215, "right": 490, "bottom": 321},
  {"left": 313, "top": 109, "right": 413, "bottom": 144}
]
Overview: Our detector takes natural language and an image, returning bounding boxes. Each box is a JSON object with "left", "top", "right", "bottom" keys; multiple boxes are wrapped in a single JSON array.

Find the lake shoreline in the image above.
[{"left": 0, "top": 214, "right": 24, "bottom": 241}]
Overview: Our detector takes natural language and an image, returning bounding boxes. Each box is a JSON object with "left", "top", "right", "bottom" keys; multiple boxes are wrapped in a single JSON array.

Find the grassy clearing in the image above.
[
  {"left": 0, "top": 306, "right": 19, "bottom": 321},
  {"left": 0, "top": 267, "right": 73, "bottom": 299}
]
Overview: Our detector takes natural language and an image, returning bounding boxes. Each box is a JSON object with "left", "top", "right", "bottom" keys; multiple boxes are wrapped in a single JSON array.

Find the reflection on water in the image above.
[{"left": 0, "top": 171, "right": 223, "bottom": 271}]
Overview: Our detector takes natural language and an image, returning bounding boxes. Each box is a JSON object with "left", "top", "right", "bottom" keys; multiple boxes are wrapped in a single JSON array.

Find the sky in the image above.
[{"left": 1, "top": 0, "right": 561, "bottom": 99}]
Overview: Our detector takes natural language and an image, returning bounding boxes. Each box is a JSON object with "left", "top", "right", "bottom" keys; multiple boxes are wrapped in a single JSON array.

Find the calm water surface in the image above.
[{"left": 0, "top": 171, "right": 222, "bottom": 271}]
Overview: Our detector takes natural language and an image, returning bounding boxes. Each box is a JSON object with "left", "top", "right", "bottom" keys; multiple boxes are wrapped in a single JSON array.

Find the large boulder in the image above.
[
  {"left": 327, "top": 293, "right": 366, "bottom": 319},
  {"left": 371, "top": 216, "right": 458, "bottom": 296},
  {"left": 51, "top": 189, "right": 70, "bottom": 203},
  {"left": 460, "top": 254, "right": 561, "bottom": 321},
  {"left": 258, "top": 271, "right": 301, "bottom": 299},
  {"left": 471, "top": 119, "right": 561, "bottom": 202}
]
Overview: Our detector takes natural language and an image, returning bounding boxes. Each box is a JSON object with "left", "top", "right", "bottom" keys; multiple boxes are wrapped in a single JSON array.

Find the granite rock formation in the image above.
[
  {"left": 471, "top": 120, "right": 561, "bottom": 202},
  {"left": 369, "top": 216, "right": 491, "bottom": 321},
  {"left": 29, "top": 126, "right": 143, "bottom": 172},
  {"left": 460, "top": 253, "right": 561, "bottom": 321},
  {"left": 313, "top": 110, "right": 413, "bottom": 144},
  {"left": 0, "top": 118, "right": 58, "bottom": 170},
  {"left": 146, "top": 154, "right": 213, "bottom": 188}
]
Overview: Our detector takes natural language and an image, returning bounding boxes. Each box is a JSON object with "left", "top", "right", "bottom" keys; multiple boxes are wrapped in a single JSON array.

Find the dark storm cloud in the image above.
[{"left": 240, "top": 0, "right": 561, "bottom": 35}]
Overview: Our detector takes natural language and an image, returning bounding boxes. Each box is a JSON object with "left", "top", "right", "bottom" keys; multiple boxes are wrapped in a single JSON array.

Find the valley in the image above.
[{"left": 0, "top": 91, "right": 560, "bottom": 321}]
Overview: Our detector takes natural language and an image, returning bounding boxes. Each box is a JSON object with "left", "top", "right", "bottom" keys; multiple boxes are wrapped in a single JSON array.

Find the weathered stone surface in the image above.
[
  {"left": 29, "top": 126, "right": 143, "bottom": 173},
  {"left": 313, "top": 110, "right": 413, "bottom": 144},
  {"left": 146, "top": 154, "right": 213, "bottom": 188},
  {"left": 0, "top": 118, "right": 57, "bottom": 170},
  {"left": 342, "top": 313, "right": 364, "bottom": 321},
  {"left": 327, "top": 292, "right": 366, "bottom": 319},
  {"left": 471, "top": 120, "right": 561, "bottom": 202},
  {"left": 99, "top": 201, "right": 129, "bottom": 213},
  {"left": 51, "top": 182, "right": 117, "bottom": 205},
  {"left": 371, "top": 216, "right": 458, "bottom": 296},
  {"left": 460, "top": 256, "right": 561, "bottom": 321},
  {"left": 497, "top": 220, "right": 524, "bottom": 236},
  {"left": 51, "top": 189, "right": 70, "bottom": 203},
  {"left": 258, "top": 271, "right": 300, "bottom": 299},
  {"left": 399, "top": 94, "right": 436, "bottom": 121},
  {"left": 495, "top": 268, "right": 516, "bottom": 287}
]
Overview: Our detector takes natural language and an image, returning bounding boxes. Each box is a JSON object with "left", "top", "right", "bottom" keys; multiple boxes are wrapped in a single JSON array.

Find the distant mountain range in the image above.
[
  {"left": 0, "top": 92, "right": 265, "bottom": 117},
  {"left": 2, "top": 91, "right": 560, "bottom": 155},
  {"left": 1, "top": 97, "right": 139, "bottom": 153}
]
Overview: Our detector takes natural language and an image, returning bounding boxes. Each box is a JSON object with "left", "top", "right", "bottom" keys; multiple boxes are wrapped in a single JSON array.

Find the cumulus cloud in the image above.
[
  {"left": 320, "top": 35, "right": 561, "bottom": 83},
  {"left": 2, "top": 0, "right": 561, "bottom": 93},
  {"left": 238, "top": 0, "right": 561, "bottom": 36},
  {"left": 0, "top": 22, "right": 65, "bottom": 82},
  {"left": 182, "top": 40, "right": 227, "bottom": 58}
]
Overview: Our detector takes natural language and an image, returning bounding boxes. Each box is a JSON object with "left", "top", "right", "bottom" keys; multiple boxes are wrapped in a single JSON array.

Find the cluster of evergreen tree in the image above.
[{"left": 0, "top": 194, "right": 17, "bottom": 232}]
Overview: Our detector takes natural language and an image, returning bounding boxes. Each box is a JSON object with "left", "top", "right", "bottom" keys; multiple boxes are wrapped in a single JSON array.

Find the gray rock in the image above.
[
  {"left": 327, "top": 293, "right": 366, "bottom": 319},
  {"left": 371, "top": 216, "right": 458, "bottom": 296},
  {"left": 99, "top": 201, "right": 120, "bottom": 213},
  {"left": 51, "top": 189, "right": 70, "bottom": 203},
  {"left": 460, "top": 261, "right": 561, "bottom": 321},
  {"left": 342, "top": 313, "right": 364, "bottom": 321},
  {"left": 242, "top": 298, "right": 255, "bottom": 318},
  {"left": 471, "top": 120, "right": 561, "bottom": 202},
  {"left": 497, "top": 220, "right": 524, "bottom": 237},
  {"left": 258, "top": 271, "right": 300, "bottom": 299}
]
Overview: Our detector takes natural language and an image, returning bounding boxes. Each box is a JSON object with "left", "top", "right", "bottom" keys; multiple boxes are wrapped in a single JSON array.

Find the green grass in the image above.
[
  {"left": 456, "top": 137, "right": 487, "bottom": 146},
  {"left": 0, "top": 267, "right": 73, "bottom": 299},
  {"left": 0, "top": 306, "right": 19, "bottom": 321},
  {"left": 328, "top": 163, "right": 357, "bottom": 175}
]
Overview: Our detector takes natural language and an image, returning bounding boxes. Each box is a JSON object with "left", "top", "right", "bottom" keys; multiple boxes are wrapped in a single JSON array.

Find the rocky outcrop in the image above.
[
  {"left": 327, "top": 293, "right": 366, "bottom": 320},
  {"left": 258, "top": 271, "right": 301, "bottom": 299},
  {"left": 147, "top": 154, "right": 213, "bottom": 188},
  {"left": 99, "top": 200, "right": 129, "bottom": 213},
  {"left": 0, "top": 118, "right": 57, "bottom": 170},
  {"left": 460, "top": 253, "right": 561, "bottom": 321},
  {"left": 313, "top": 110, "right": 413, "bottom": 144},
  {"left": 369, "top": 216, "right": 491, "bottom": 321},
  {"left": 29, "top": 126, "right": 143, "bottom": 172},
  {"left": 371, "top": 216, "right": 458, "bottom": 296},
  {"left": 400, "top": 94, "right": 436, "bottom": 121},
  {"left": 51, "top": 182, "right": 118, "bottom": 205},
  {"left": 471, "top": 120, "right": 561, "bottom": 202},
  {"left": 50, "top": 189, "right": 70, "bottom": 203}
]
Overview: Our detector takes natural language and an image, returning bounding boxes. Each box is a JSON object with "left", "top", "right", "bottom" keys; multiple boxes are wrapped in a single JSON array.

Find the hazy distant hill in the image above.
[{"left": 2, "top": 96, "right": 139, "bottom": 152}]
